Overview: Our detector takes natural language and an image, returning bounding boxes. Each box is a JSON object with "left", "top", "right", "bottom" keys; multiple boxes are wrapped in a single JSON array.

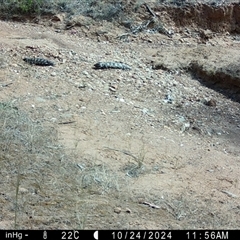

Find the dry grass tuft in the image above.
[{"left": 0, "top": 102, "right": 130, "bottom": 229}]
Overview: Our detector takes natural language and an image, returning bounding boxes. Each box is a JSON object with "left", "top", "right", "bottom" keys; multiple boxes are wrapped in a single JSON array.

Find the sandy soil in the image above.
[{"left": 0, "top": 7, "right": 239, "bottom": 230}]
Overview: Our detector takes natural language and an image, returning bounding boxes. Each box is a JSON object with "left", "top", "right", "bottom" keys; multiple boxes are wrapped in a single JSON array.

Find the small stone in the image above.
[
  {"left": 164, "top": 94, "right": 173, "bottom": 104},
  {"left": 114, "top": 207, "right": 121, "bottom": 214},
  {"left": 126, "top": 208, "right": 132, "bottom": 213},
  {"left": 204, "top": 99, "right": 217, "bottom": 107},
  {"left": 82, "top": 71, "right": 89, "bottom": 76},
  {"left": 199, "top": 29, "right": 213, "bottom": 41},
  {"left": 51, "top": 72, "right": 56, "bottom": 76},
  {"left": 51, "top": 13, "right": 65, "bottom": 22},
  {"left": 109, "top": 84, "right": 118, "bottom": 92},
  {"left": 75, "top": 82, "right": 86, "bottom": 89},
  {"left": 19, "top": 187, "right": 28, "bottom": 194}
]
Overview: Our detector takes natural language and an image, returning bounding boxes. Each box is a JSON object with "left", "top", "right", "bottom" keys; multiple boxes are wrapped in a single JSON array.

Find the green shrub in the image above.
[
  {"left": 0, "top": 0, "right": 125, "bottom": 21},
  {"left": 0, "top": 0, "right": 56, "bottom": 17},
  {"left": 18, "top": 0, "right": 39, "bottom": 13}
]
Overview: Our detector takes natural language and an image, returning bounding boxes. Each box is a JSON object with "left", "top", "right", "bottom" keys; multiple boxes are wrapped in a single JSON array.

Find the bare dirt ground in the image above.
[{"left": 0, "top": 2, "right": 240, "bottom": 230}]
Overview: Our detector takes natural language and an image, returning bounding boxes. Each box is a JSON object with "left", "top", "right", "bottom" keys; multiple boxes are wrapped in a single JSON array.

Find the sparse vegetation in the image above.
[
  {"left": 69, "top": 0, "right": 124, "bottom": 21},
  {"left": 0, "top": 0, "right": 125, "bottom": 20},
  {"left": 0, "top": 101, "right": 70, "bottom": 228},
  {"left": 0, "top": 101, "right": 129, "bottom": 228},
  {"left": 0, "top": 0, "right": 57, "bottom": 17}
]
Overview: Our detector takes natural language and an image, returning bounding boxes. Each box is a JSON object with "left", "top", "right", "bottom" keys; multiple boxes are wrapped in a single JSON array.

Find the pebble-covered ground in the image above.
[{"left": 0, "top": 12, "right": 239, "bottom": 230}]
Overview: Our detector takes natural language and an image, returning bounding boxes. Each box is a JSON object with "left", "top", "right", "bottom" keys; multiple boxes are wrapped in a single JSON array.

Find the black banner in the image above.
[{"left": 0, "top": 230, "right": 238, "bottom": 240}]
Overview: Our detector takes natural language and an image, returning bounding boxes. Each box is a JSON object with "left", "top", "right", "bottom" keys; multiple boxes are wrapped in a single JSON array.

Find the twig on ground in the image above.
[
  {"left": 1, "top": 82, "right": 13, "bottom": 87},
  {"left": 221, "top": 190, "right": 238, "bottom": 198},
  {"left": 104, "top": 147, "right": 138, "bottom": 160},
  {"left": 58, "top": 121, "right": 76, "bottom": 125},
  {"left": 144, "top": 3, "right": 156, "bottom": 18},
  {"left": 139, "top": 200, "right": 160, "bottom": 209}
]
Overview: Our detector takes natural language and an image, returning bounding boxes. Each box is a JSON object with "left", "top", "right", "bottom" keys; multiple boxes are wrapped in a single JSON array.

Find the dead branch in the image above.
[
  {"left": 144, "top": 3, "right": 156, "bottom": 18},
  {"left": 104, "top": 146, "right": 138, "bottom": 160},
  {"left": 1, "top": 82, "right": 13, "bottom": 87},
  {"left": 58, "top": 121, "right": 76, "bottom": 125}
]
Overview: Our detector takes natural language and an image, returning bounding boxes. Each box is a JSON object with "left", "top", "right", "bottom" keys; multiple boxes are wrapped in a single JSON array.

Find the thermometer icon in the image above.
[{"left": 43, "top": 231, "right": 47, "bottom": 239}]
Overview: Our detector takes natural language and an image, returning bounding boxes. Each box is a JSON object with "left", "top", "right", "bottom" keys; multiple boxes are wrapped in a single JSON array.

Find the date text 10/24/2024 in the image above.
[{"left": 110, "top": 231, "right": 230, "bottom": 240}]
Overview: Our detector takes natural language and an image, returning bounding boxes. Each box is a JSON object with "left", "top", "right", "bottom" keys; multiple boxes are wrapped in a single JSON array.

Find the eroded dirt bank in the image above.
[{"left": 152, "top": 2, "right": 240, "bottom": 33}]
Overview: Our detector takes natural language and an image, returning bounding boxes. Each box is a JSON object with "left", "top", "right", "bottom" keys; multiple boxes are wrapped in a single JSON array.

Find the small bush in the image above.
[
  {"left": 85, "top": 1, "right": 123, "bottom": 21},
  {"left": 0, "top": 0, "right": 57, "bottom": 17},
  {"left": 0, "top": 102, "right": 59, "bottom": 158},
  {"left": 0, "top": 0, "right": 126, "bottom": 21}
]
